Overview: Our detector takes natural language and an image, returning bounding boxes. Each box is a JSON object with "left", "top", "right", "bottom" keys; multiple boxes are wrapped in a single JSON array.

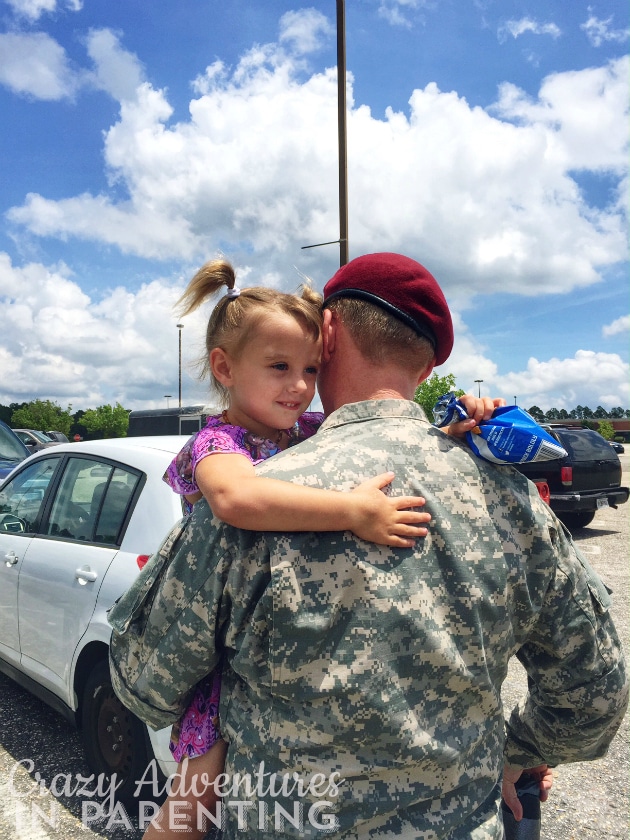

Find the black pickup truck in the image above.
[{"left": 515, "top": 426, "right": 629, "bottom": 530}]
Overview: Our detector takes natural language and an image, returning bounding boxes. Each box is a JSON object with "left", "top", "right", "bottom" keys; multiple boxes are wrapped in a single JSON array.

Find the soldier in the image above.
[{"left": 121, "top": 252, "right": 628, "bottom": 838}]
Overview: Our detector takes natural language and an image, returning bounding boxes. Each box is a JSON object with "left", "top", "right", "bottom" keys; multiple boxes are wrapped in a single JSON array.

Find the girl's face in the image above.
[{"left": 212, "top": 311, "right": 322, "bottom": 438}]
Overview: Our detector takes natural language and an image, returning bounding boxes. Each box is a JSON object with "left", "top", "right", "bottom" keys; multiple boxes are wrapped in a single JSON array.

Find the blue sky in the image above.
[{"left": 0, "top": 0, "right": 628, "bottom": 414}]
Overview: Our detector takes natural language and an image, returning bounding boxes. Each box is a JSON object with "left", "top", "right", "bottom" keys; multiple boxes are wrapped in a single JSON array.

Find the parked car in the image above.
[
  {"left": 609, "top": 441, "right": 625, "bottom": 454},
  {"left": 0, "top": 420, "right": 31, "bottom": 480},
  {"left": 46, "top": 430, "right": 70, "bottom": 443},
  {"left": 13, "top": 428, "right": 60, "bottom": 452},
  {"left": 0, "top": 435, "right": 190, "bottom": 805},
  {"left": 515, "top": 426, "right": 629, "bottom": 530}
]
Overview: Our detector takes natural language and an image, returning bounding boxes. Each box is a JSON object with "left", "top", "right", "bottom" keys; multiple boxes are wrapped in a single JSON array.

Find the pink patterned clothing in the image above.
[{"left": 164, "top": 410, "right": 324, "bottom": 762}]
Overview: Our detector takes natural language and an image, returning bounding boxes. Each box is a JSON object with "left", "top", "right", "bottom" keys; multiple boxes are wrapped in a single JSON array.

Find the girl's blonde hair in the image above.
[{"left": 177, "top": 259, "right": 323, "bottom": 405}]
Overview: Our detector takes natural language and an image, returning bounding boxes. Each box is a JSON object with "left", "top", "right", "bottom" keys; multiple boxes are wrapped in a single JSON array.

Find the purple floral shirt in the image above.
[{"left": 163, "top": 411, "right": 324, "bottom": 497}]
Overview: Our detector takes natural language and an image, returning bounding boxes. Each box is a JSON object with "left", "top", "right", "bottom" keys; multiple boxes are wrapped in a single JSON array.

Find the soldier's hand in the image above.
[{"left": 502, "top": 764, "right": 553, "bottom": 821}]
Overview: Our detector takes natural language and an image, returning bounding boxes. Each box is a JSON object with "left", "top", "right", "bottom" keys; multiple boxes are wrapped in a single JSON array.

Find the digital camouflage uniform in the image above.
[{"left": 116, "top": 400, "right": 628, "bottom": 839}]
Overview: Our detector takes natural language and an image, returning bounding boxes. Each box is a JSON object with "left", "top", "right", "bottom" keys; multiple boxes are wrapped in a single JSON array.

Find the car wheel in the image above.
[
  {"left": 558, "top": 511, "right": 595, "bottom": 530},
  {"left": 81, "top": 659, "right": 152, "bottom": 808}
]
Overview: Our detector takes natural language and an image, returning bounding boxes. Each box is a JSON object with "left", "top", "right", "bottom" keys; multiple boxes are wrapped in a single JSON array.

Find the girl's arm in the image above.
[
  {"left": 195, "top": 453, "right": 430, "bottom": 548},
  {"left": 441, "top": 395, "right": 506, "bottom": 437}
]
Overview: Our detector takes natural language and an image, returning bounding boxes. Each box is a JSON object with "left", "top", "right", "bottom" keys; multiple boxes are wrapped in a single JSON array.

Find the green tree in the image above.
[
  {"left": 11, "top": 399, "right": 73, "bottom": 436},
  {"left": 594, "top": 405, "right": 609, "bottom": 419},
  {"left": 597, "top": 420, "right": 615, "bottom": 441},
  {"left": 414, "top": 373, "right": 464, "bottom": 423},
  {"left": 81, "top": 403, "right": 130, "bottom": 439},
  {"left": 545, "top": 407, "right": 560, "bottom": 421},
  {"left": 527, "top": 405, "right": 545, "bottom": 422}
]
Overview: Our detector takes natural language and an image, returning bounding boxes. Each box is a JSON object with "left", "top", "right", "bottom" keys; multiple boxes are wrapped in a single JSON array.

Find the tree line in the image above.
[
  {"left": 413, "top": 374, "right": 629, "bottom": 440},
  {"left": 2, "top": 386, "right": 629, "bottom": 441},
  {"left": 0, "top": 400, "right": 130, "bottom": 440}
]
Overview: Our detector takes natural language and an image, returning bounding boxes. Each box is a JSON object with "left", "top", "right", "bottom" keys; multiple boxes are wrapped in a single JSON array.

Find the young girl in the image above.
[{"left": 143, "top": 259, "right": 432, "bottom": 840}]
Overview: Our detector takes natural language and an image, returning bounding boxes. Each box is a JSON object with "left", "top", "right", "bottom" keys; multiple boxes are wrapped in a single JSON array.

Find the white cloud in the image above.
[
  {"left": 5, "top": 0, "right": 82, "bottom": 21},
  {"left": 0, "top": 31, "right": 81, "bottom": 100},
  {"left": 492, "top": 56, "right": 629, "bottom": 172},
  {"left": 5, "top": 30, "right": 628, "bottom": 303},
  {"left": 498, "top": 18, "right": 561, "bottom": 43},
  {"left": 603, "top": 314, "right": 630, "bottom": 337},
  {"left": 0, "top": 252, "right": 212, "bottom": 408},
  {"left": 85, "top": 27, "right": 146, "bottom": 102},
  {"left": 491, "top": 351, "right": 629, "bottom": 411},
  {"left": 581, "top": 12, "right": 630, "bottom": 47},
  {"left": 278, "top": 9, "right": 333, "bottom": 54},
  {"left": 377, "top": 1, "right": 422, "bottom": 29},
  {"left": 1, "top": 249, "right": 627, "bottom": 413}
]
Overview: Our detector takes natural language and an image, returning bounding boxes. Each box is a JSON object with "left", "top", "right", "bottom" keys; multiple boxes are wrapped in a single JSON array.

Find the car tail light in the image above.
[
  {"left": 137, "top": 555, "right": 150, "bottom": 570},
  {"left": 560, "top": 467, "right": 572, "bottom": 486},
  {"left": 534, "top": 480, "right": 551, "bottom": 505}
]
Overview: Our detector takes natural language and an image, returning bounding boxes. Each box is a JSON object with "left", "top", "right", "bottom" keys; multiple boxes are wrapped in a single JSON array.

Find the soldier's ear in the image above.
[
  {"left": 321, "top": 308, "right": 336, "bottom": 362},
  {"left": 416, "top": 358, "right": 435, "bottom": 386}
]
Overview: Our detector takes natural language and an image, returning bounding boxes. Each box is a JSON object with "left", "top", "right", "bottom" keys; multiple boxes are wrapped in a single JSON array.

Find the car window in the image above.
[
  {"left": 558, "top": 430, "right": 617, "bottom": 460},
  {"left": 46, "top": 458, "right": 141, "bottom": 545},
  {"left": 0, "top": 424, "right": 29, "bottom": 460},
  {"left": 0, "top": 459, "right": 59, "bottom": 534}
]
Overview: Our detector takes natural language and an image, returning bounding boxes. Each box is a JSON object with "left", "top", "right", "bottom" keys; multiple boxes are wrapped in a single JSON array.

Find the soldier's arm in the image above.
[{"left": 504, "top": 530, "right": 628, "bottom": 769}]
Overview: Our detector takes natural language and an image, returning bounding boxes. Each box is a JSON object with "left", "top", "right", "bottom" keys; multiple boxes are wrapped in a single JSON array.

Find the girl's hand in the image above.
[
  {"left": 443, "top": 395, "right": 506, "bottom": 438},
  {"left": 349, "top": 472, "right": 430, "bottom": 547}
]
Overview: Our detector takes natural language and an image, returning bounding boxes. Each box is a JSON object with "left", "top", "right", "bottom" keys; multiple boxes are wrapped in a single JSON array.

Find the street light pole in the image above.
[
  {"left": 474, "top": 379, "right": 483, "bottom": 398},
  {"left": 177, "top": 323, "right": 184, "bottom": 408},
  {"left": 300, "top": 0, "right": 348, "bottom": 265},
  {"left": 164, "top": 395, "right": 172, "bottom": 409},
  {"left": 337, "top": 0, "right": 348, "bottom": 266}
]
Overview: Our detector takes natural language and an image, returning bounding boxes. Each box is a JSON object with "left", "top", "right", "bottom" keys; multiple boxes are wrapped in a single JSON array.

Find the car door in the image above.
[
  {"left": 0, "top": 457, "right": 61, "bottom": 664},
  {"left": 16, "top": 455, "right": 142, "bottom": 698}
]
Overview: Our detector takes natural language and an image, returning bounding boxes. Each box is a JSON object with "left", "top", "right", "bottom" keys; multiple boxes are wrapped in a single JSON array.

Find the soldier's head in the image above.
[{"left": 318, "top": 253, "right": 453, "bottom": 411}]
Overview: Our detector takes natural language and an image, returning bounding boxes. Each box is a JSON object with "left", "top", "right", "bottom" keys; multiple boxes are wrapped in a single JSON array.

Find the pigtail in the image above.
[{"left": 176, "top": 259, "right": 237, "bottom": 317}]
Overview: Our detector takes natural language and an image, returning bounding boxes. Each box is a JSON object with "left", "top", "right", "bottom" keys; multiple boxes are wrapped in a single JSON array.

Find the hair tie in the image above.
[{"left": 225, "top": 286, "right": 241, "bottom": 299}]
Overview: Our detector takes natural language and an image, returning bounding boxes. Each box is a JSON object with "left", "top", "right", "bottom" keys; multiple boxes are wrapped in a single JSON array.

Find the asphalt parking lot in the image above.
[{"left": 0, "top": 455, "right": 628, "bottom": 839}]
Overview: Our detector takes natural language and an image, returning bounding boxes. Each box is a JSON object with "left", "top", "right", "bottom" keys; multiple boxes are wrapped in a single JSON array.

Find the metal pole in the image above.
[
  {"left": 475, "top": 379, "right": 483, "bottom": 398},
  {"left": 337, "top": 0, "right": 349, "bottom": 266},
  {"left": 177, "top": 324, "right": 184, "bottom": 408}
]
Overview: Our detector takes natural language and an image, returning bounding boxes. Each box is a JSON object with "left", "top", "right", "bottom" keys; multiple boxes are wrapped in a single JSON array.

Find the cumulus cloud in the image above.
[
  {"left": 4, "top": 250, "right": 626, "bottom": 413},
  {"left": 492, "top": 56, "right": 629, "bottom": 172},
  {"left": 278, "top": 9, "right": 333, "bottom": 54},
  {"left": 490, "top": 350, "right": 629, "bottom": 411},
  {"left": 603, "top": 314, "right": 630, "bottom": 337},
  {"left": 498, "top": 18, "right": 561, "bottom": 42},
  {"left": 462, "top": 344, "right": 630, "bottom": 411},
  {"left": 377, "top": 1, "right": 423, "bottom": 29},
  {"left": 0, "top": 252, "right": 211, "bottom": 408},
  {"left": 4, "top": 0, "right": 82, "bottom": 22},
  {"left": 5, "top": 28, "right": 629, "bottom": 301},
  {"left": 0, "top": 31, "right": 81, "bottom": 100},
  {"left": 581, "top": 12, "right": 630, "bottom": 47}
]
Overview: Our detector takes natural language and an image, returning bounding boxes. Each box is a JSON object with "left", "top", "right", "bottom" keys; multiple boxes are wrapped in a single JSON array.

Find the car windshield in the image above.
[
  {"left": 0, "top": 426, "right": 29, "bottom": 460},
  {"left": 29, "top": 430, "right": 53, "bottom": 443}
]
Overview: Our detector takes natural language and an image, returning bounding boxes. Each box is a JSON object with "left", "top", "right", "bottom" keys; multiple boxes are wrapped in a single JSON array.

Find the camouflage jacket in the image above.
[{"left": 125, "top": 400, "right": 628, "bottom": 838}]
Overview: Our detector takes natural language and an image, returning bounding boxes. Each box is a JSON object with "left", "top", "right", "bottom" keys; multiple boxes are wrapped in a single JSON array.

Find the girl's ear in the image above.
[{"left": 210, "top": 347, "right": 233, "bottom": 386}]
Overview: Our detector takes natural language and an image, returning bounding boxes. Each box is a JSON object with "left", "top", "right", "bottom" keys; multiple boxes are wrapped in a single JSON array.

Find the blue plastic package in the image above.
[{"left": 433, "top": 393, "right": 567, "bottom": 465}]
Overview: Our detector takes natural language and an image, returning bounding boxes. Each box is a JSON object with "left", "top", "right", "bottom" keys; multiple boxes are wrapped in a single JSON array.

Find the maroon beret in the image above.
[{"left": 322, "top": 252, "right": 454, "bottom": 366}]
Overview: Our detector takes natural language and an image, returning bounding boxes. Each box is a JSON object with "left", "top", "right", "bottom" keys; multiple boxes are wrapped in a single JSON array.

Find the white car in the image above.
[{"left": 0, "top": 436, "right": 190, "bottom": 805}]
